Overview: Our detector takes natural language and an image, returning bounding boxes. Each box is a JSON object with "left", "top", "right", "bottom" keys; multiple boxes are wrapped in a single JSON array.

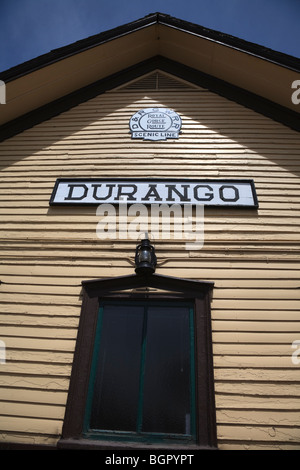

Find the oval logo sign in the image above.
[{"left": 129, "top": 107, "right": 182, "bottom": 141}]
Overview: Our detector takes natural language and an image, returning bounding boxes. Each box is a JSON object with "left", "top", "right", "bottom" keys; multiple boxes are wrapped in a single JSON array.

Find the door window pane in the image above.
[
  {"left": 86, "top": 300, "right": 195, "bottom": 441},
  {"left": 142, "top": 306, "right": 191, "bottom": 435},
  {"left": 90, "top": 304, "right": 144, "bottom": 431}
]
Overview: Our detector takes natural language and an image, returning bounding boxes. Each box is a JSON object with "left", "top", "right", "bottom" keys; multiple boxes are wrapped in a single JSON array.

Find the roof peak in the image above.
[{"left": 1, "top": 12, "right": 299, "bottom": 81}]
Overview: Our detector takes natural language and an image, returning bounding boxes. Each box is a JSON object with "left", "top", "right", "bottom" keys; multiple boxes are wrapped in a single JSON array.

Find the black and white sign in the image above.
[
  {"left": 50, "top": 179, "right": 258, "bottom": 208},
  {"left": 129, "top": 108, "right": 182, "bottom": 141}
]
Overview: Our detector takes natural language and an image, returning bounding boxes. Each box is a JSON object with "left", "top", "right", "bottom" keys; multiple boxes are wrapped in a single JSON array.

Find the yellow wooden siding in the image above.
[{"left": 0, "top": 85, "right": 300, "bottom": 449}]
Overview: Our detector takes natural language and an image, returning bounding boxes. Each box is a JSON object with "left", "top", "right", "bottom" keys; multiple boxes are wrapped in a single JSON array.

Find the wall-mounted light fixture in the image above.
[{"left": 135, "top": 238, "right": 157, "bottom": 275}]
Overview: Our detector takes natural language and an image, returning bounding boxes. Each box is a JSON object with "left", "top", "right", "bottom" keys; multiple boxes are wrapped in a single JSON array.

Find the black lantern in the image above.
[{"left": 135, "top": 238, "right": 157, "bottom": 275}]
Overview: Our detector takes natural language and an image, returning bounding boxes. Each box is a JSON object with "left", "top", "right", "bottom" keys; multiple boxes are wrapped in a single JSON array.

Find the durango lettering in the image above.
[
  {"left": 50, "top": 179, "right": 257, "bottom": 208},
  {"left": 62, "top": 182, "right": 240, "bottom": 204}
]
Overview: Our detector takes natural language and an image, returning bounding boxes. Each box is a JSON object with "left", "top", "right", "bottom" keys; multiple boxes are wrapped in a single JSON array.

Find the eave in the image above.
[{"left": 0, "top": 12, "right": 299, "bottom": 140}]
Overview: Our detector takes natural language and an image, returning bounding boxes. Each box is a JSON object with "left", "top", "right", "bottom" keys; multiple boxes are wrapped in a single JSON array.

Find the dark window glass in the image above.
[
  {"left": 90, "top": 305, "right": 144, "bottom": 431},
  {"left": 85, "top": 299, "right": 195, "bottom": 441},
  {"left": 142, "top": 306, "right": 191, "bottom": 434}
]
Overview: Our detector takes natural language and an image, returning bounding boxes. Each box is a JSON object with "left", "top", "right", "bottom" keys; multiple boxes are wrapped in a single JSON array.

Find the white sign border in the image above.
[{"left": 49, "top": 178, "right": 258, "bottom": 208}]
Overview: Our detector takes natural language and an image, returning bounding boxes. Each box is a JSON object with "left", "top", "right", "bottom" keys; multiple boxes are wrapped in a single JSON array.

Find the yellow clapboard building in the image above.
[{"left": 0, "top": 13, "right": 300, "bottom": 450}]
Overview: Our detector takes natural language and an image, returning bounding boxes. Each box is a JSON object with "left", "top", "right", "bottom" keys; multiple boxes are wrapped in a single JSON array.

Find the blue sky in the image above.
[{"left": 0, "top": 0, "right": 299, "bottom": 73}]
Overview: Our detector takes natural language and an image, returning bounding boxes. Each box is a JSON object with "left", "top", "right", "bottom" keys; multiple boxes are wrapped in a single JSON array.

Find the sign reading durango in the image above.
[{"left": 50, "top": 179, "right": 258, "bottom": 208}]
